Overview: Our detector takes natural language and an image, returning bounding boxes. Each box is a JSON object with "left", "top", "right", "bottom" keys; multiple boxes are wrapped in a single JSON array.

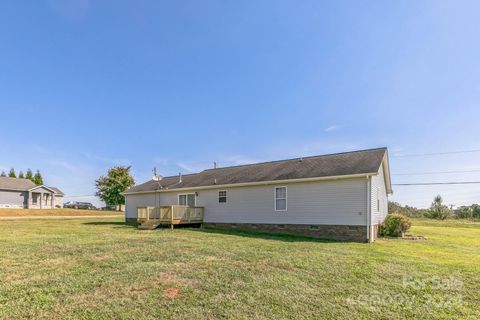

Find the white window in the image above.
[
  {"left": 218, "top": 190, "right": 227, "bottom": 203},
  {"left": 275, "top": 186, "right": 287, "bottom": 211},
  {"left": 178, "top": 194, "right": 196, "bottom": 207}
]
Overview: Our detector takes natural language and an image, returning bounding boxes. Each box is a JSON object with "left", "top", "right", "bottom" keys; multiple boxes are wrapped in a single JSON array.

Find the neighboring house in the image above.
[
  {"left": 49, "top": 187, "right": 65, "bottom": 208},
  {"left": 124, "top": 148, "right": 392, "bottom": 242},
  {"left": 0, "top": 177, "right": 64, "bottom": 209}
]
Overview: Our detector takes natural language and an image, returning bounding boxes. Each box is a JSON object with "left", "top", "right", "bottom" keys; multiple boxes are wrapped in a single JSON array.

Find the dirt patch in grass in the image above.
[
  {"left": 3, "top": 273, "right": 25, "bottom": 281},
  {"left": 42, "top": 257, "right": 76, "bottom": 267},
  {"left": 163, "top": 288, "right": 180, "bottom": 298}
]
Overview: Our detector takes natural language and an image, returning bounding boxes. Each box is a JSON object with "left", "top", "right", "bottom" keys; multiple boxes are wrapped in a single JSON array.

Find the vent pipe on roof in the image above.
[
  {"left": 179, "top": 172, "right": 182, "bottom": 183},
  {"left": 214, "top": 178, "right": 217, "bottom": 185}
]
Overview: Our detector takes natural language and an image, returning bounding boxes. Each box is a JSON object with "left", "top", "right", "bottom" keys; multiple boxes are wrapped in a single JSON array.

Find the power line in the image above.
[
  {"left": 393, "top": 182, "right": 480, "bottom": 186},
  {"left": 393, "top": 169, "right": 480, "bottom": 176},
  {"left": 391, "top": 149, "right": 480, "bottom": 158}
]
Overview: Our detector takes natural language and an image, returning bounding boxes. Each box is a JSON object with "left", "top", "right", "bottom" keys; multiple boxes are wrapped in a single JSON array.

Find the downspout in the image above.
[
  {"left": 366, "top": 176, "right": 372, "bottom": 243},
  {"left": 124, "top": 194, "right": 128, "bottom": 221}
]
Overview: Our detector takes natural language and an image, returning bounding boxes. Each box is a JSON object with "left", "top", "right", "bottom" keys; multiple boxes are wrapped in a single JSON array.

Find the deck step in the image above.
[{"left": 138, "top": 221, "right": 162, "bottom": 230}]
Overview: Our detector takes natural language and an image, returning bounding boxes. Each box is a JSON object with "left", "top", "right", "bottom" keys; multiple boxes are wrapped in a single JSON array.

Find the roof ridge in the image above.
[
  {"left": 201, "top": 147, "right": 387, "bottom": 172},
  {"left": 0, "top": 176, "right": 30, "bottom": 179},
  {"left": 143, "top": 172, "right": 201, "bottom": 181}
]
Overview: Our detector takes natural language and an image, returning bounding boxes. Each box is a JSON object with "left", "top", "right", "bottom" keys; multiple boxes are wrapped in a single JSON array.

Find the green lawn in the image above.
[{"left": 0, "top": 218, "right": 479, "bottom": 319}]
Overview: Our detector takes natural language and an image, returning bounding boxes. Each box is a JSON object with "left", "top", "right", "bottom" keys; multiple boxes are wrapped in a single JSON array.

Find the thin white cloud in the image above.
[
  {"left": 221, "top": 155, "right": 261, "bottom": 166},
  {"left": 80, "top": 152, "right": 131, "bottom": 166},
  {"left": 153, "top": 156, "right": 169, "bottom": 166},
  {"left": 278, "top": 140, "right": 363, "bottom": 158},
  {"left": 33, "top": 145, "right": 48, "bottom": 154},
  {"left": 176, "top": 155, "right": 262, "bottom": 174},
  {"left": 176, "top": 161, "right": 207, "bottom": 173},
  {"left": 325, "top": 125, "right": 340, "bottom": 132},
  {"left": 45, "top": 159, "right": 82, "bottom": 173}
]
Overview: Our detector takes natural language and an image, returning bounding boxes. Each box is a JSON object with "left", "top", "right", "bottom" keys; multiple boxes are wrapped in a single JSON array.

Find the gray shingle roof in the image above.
[
  {"left": 0, "top": 177, "right": 37, "bottom": 191},
  {"left": 125, "top": 148, "right": 387, "bottom": 194},
  {"left": 49, "top": 187, "right": 65, "bottom": 195},
  {"left": 0, "top": 177, "right": 64, "bottom": 194}
]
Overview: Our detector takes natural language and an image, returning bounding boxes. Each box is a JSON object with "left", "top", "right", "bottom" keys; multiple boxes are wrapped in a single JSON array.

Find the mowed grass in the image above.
[
  {"left": 0, "top": 218, "right": 479, "bottom": 319},
  {"left": 0, "top": 208, "right": 122, "bottom": 217}
]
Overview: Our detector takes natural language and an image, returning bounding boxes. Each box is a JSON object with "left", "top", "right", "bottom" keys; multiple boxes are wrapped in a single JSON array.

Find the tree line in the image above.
[
  {"left": 389, "top": 195, "right": 480, "bottom": 220},
  {"left": 0, "top": 168, "right": 44, "bottom": 185}
]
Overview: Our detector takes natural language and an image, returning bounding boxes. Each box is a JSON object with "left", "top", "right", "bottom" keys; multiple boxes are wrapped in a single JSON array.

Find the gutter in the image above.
[
  {"left": 0, "top": 188, "right": 29, "bottom": 192},
  {"left": 366, "top": 176, "right": 372, "bottom": 243},
  {"left": 122, "top": 172, "right": 379, "bottom": 196}
]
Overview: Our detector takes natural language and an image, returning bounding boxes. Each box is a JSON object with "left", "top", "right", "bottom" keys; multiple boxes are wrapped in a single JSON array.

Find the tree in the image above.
[
  {"left": 473, "top": 204, "right": 480, "bottom": 219},
  {"left": 455, "top": 204, "right": 480, "bottom": 219},
  {"left": 428, "top": 195, "right": 451, "bottom": 220},
  {"left": 33, "top": 170, "right": 43, "bottom": 185},
  {"left": 25, "top": 169, "right": 34, "bottom": 182},
  {"left": 0, "top": 171, "right": 6, "bottom": 177},
  {"left": 456, "top": 206, "right": 473, "bottom": 219},
  {"left": 8, "top": 168, "right": 16, "bottom": 178},
  {"left": 388, "top": 201, "right": 429, "bottom": 217},
  {"left": 95, "top": 166, "right": 135, "bottom": 210},
  {"left": 18, "top": 171, "right": 25, "bottom": 179}
]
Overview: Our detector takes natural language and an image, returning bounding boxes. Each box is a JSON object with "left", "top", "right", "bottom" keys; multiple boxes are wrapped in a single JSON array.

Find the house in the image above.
[
  {"left": 123, "top": 148, "right": 392, "bottom": 242},
  {"left": 0, "top": 177, "right": 65, "bottom": 209}
]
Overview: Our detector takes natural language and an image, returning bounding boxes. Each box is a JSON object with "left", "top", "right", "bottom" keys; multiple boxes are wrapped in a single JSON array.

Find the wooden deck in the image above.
[{"left": 137, "top": 206, "right": 204, "bottom": 230}]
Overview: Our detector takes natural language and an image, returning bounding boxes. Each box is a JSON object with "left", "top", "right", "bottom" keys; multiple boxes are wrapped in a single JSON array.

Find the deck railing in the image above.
[{"left": 137, "top": 205, "right": 204, "bottom": 224}]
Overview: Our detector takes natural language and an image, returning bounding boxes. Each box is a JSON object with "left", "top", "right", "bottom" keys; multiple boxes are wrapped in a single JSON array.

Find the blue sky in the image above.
[{"left": 1, "top": 0, "right": 479, "bottom": 208}]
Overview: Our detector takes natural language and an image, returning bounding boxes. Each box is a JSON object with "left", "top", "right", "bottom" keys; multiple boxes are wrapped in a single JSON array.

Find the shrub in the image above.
[
  {"left": 428, "top": 195, "right": 452, "bottom": 220},
  {"left": 380, "top": 213, "right": 412, "bottom": 237},
  {"left": 455, "top": 204, "right": 480, "bottom": 219},
  {"left": 456, "top": 206, "right": 473, "bottom": 219}
]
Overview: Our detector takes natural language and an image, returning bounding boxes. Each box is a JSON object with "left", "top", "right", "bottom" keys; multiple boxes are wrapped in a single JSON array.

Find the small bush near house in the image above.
[{"left": 380, "top": 213, "right": 412, "bottom": 237}]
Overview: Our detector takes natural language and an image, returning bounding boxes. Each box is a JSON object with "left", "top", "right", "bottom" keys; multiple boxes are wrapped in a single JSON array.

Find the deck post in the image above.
[{"left": 171, "top": 205, "right": 174, "bottom": 230}]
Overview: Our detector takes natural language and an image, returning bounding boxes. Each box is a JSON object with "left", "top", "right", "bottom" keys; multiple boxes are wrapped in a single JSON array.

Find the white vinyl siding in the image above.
[
  {"left": 125, "top": 177, "right": 369, "bottom": 225},
  {"left": 370, "top": 162, "right": 389, "bottom": 225},
  {"left": 125, "top": 193, "right": 159, "bottom": 218},
  {"left": 0, "top": 190, "right": 28, "bottom": 208},
  {"left": 54, "top": 195, "right": 63, "bottom": 208}
]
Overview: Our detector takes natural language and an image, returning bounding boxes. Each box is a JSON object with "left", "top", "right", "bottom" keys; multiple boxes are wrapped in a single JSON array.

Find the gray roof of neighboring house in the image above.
[
  {"left": 0, "top": 177, "right": 37, "bottom": 191},
  {"left": 125, "top": 148, "right": 388, "bottom": 194},
  {"left": 0, "top": 177, "right": 64, "bottom": 194},
  {"left": 49, "top": 187, "right": 65, "bottom": 196}
]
